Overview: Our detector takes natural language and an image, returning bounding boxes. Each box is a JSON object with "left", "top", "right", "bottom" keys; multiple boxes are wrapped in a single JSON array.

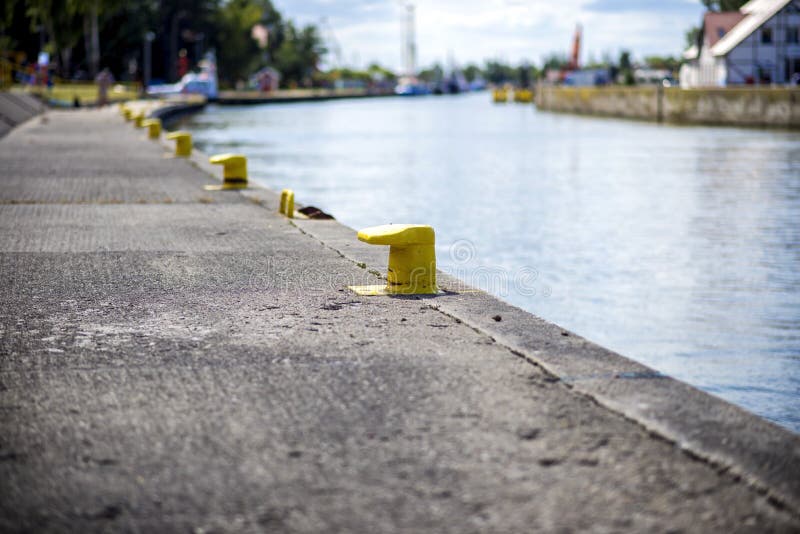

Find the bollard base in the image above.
[
  {"left": 349, "top": 284, "right": 439, "bottom": 296},
  {"left": 203, "top": 183, "right": 247, "bottom": 191}
]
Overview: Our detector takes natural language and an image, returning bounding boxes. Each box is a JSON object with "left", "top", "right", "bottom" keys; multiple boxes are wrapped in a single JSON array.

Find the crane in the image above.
[
  {"left": 396, "top": 1, "right": 417, "bottom": 76},
  {"left": 568, "top": 24, "right": 582, "bottom": 71}
]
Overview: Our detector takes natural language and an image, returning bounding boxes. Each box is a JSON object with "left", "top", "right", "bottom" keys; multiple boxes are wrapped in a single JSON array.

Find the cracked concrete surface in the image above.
[{"left": 0, "top": 107, "right": 798, "bottom": 533}]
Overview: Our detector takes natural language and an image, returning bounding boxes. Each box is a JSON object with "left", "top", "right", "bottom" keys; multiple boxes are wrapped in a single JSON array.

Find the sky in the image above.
[{"left": 272, "top": 0, "right": 707, "bottom": 71}]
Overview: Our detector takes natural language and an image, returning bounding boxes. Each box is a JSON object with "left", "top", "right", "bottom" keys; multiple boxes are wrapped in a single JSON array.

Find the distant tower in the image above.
[
  {"left": 402, "top": 3, "right": 417, "bottom": 77},
  {"left": 319, "top": 16, "right": 343, "bottom": 69}
]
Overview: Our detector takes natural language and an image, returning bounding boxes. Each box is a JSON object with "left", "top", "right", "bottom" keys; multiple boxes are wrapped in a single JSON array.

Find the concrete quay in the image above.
[
  {"left": 217, "top": 88, "right": 394, "bottom": 106},
  {"left": 0, "top": 104, "right": 799, "bottom": 533}
]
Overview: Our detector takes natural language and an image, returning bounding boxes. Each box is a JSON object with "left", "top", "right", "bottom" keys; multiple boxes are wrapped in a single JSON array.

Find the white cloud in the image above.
[{"left": 273, "top": 0, "right": 705, "bottom": 69}]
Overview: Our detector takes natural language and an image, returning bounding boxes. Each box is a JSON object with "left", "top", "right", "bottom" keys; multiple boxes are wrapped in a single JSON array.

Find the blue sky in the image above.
[{"left": 272, "top": 0, "right": 706, "bottom": 70}]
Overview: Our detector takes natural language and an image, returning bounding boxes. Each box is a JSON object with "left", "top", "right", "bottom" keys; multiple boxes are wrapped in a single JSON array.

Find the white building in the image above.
[{"left": 680, "top": 0, "right": 800, "bottom": 87}]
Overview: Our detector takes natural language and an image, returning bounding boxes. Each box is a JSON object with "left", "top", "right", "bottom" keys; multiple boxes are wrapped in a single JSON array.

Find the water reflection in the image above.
[{"left": 178, "top": 93, "right": 800, "bottom": 432}]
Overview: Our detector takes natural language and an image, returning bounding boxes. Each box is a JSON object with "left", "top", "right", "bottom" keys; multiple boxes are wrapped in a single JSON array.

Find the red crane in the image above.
[{"left": 568, "top": 24, "right": 582, "bottom": 71}]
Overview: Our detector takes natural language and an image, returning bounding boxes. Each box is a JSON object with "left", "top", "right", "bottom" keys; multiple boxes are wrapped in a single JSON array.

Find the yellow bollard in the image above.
[
  {"left": 133, "top": 112, "right": 146, "bottom": 128},
  {"left": 493, "top": 88, "right": 508, "bottom": 103},
  {"left": 123, "top": 108, "right": 134, "bottom": 121},
  {"left": 166, "top": 131, "right": 192, "bottom": 157},
  {"left": 279, "top": 189, "right": 295, "bottom": 218},
  {"left": 206, "top": 154, "right": 247, "bottom": 190},
  {"left": 348, "top": 224, "right": 437, "bottom": 295},
  {"left": 143, "top": 118, "right": 161, "bottom": 139},
  {"left": 513, "top": 89, "right": 533, "bottom": 103}
]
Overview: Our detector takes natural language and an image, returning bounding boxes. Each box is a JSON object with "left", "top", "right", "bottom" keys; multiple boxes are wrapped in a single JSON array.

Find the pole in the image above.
[
  {"left": 195, "top": 33, "right": 204, "bottom": 65},
  {"left": 90, "top": 0, "right": 100, "bottom": 77},
  {"left": 144, "top": 32, "right": 154, "bottom": 91}
]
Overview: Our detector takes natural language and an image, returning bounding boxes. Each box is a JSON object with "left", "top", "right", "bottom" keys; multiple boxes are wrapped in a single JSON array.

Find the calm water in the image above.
[{"left": 178, "top": 93, "right": 800, "bottom": 433}]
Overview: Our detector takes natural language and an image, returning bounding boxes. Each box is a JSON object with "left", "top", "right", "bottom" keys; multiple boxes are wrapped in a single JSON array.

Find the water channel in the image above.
[{"left": 178, "top": 92, "right": 800, "bottom": 432}]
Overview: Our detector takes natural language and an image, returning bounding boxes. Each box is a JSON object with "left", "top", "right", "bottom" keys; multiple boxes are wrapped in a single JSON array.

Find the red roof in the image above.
[{"left": 704, "top": 12, "right": 746, "bottom": 47}]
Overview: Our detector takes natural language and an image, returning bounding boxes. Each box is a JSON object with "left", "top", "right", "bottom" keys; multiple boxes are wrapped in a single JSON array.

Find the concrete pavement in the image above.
[{"left": 1, "top": 105, "right": 798, "bottom": 533}]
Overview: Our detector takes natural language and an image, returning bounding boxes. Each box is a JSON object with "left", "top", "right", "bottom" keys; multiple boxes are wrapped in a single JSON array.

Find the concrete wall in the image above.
[
  {"left": 535, "top": 86, "right": 661, "bottom": 121},
  {"left": 535, "top": 85, "right": 800, "bottom": 128},
  {"left": 0, "top": 92, "right": 46, "bottom": 137},
  {"left": 663, "top": 87, "right": 799, "bottom": 127}
]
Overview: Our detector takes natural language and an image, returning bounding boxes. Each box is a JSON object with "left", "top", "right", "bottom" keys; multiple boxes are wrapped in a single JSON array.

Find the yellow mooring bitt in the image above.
[
  {"left": 514, "top": 88, "right": 534, "bottom": 103},
  {"left": 166, "top": 131, "right": 192, "bottom": 157},
  {"left": 133, "top": 111, "right": 146, "bottom": 128},
  {"left": 122, "top": 107, "right": 134, "bottom": 121},
  {"left": 206, "top": 154, "right": 247, "bottom": 190},
  {"left": 349, "top": 224, "right": 437, "bottom": 296},
  {"left": 493, "top": 88, "right": 508, "bottom": 103},
  {"left": 279, "top": 189, "right": 295, "bottom": 218},
  {"left": 143, "top": 118, "right": 161, "bottom": 139}
]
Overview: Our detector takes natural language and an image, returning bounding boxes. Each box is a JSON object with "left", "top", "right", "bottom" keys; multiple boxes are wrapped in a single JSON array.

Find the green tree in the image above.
[
  {"left": 21, "top": 0, "right": 132, "bottom": 78},
  {"left": 584, "top": 52, "right": 612, "bottom": 69},
  {"left": 644, "top": 55, "right": 680, "bottom": 71},
  {"left": 483, "top": 60, "right": 514, "bottom": 84},
  {"left": 701, "top": 0, "right": 748, "bottom": 11},
  {"left": 272, "top": 21, "right": 325, "bottom": 88},
  {"left": 6, "top": 0, "right": 326, "bottom": 90},
  {"left": 417, "top": 63, "right": 443, "bottom": 83},
  {"left": 24, "top": 1, "right": 61, "bottom": 58},
  {"left": 619, "top": 50, "right": 635, "bottom": 85},
  {"left": 462, "top": 63, "right": 481, "bottom": 82},
  {"left": 327, "top": 67, "right": 369, "bottom": 83},
  {"left": 517, "top": 63, "right": 540, "bottom": 87},
  {"left": 24, "top": 0, "right": 88, "bottom": 77},
  {"left": 367, "top": 63, "right": 395, "bottom": 83},
  {"left": 214, "top": 0, "right": 273, "bottom": 86},
  {"left": 1, "top": 1, "right": 20, "bottom": 58},
  {"left": 542, "top": 52, "right": 568, "bottom": 72},
  {"left": 685, "top": 26, "right": 700, "bottom": 49}
]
